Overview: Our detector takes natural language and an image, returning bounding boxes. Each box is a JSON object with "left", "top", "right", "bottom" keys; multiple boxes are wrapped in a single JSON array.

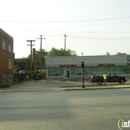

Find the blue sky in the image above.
[{"left": 1, "top": 0, "right": 130, "bottom": 58}]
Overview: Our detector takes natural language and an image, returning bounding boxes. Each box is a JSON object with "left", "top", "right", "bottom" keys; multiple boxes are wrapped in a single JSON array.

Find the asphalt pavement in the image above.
[
  {"left": 0, "top": 82, "right": 130, "bottom": 130},
  {"left": 1, "top": 79, "right": 130, "bottom": 93},
  {"left": 0, "top": 80, "right": 130, "bottom": 130}
]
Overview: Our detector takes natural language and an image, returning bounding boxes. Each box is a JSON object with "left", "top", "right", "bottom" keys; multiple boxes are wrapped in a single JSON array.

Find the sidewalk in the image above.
[{"left": 59, "top": 80, "right": 130, "bottom": 91}]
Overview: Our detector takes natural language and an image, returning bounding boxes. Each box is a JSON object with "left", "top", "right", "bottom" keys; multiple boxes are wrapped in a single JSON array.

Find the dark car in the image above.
[{"left": 91, "top": 73, "right": 127, "bottom": 85}]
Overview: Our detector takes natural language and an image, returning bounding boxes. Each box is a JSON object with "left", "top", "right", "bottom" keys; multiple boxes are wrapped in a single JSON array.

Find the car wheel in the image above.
[
  {"left": 119, "top": 79, "right": 125, "bottom": 84},
  {"left": 97, "top": 80, "right": 102, "bottom": 86}
]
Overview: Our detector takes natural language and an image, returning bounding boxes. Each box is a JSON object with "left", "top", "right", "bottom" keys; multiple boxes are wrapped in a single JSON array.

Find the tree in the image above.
[
  {"left": 116, "top": 52, "right": 128, "bottom": 55},
  {"left": 26, "top": 47, "right": 77, "bottom": 69},
  {"left": 27, "top": 49, "right": 48, "bottom": 67},
  {"left": 106, "top": 51, "right": 110, "bottom": 55},
  {"left": 103, "top": 52, "right": 129, "bottom": 56},
  {"left": 48, "top": 47, "right": 77, "bottom": 56}
]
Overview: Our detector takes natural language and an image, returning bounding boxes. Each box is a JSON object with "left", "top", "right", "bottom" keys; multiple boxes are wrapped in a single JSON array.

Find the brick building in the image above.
[{"left": 0, "top": 28, "right": 14, "bottom": 84}]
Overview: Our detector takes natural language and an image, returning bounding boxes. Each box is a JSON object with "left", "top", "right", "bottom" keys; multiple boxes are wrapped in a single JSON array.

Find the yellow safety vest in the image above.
[{"left": 103, "top": 74, "right": 107, "bottom": 79}]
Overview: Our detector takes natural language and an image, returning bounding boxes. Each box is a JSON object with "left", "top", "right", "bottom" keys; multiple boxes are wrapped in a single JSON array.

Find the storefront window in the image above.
[
  {"left": 117, "top": 66, "right": 122, "bottom": 74},
  {"left": 92, "top": 66, "right": 99, "bottom": 75},
  {"left": 76, "top": 68, "right": 82, "bottom": 75},
  {"left": 59, "top": 68, "right": 64, "bottom": 76},
  {"left": 87, "top": 67, "right": 92, "bottom": 75},
  {"left": 48, "top": 68, "right": 53, "bottom": 76},
  {"left": 71, "top": 68, "right": 76, "bottom": 75},
  {"left": 99, "top": 66, "right": 106, "bottom": 75},
  {"left": 107, "top": 66, "right": 111, "bottom": 74},
  {"left": 84, "top": 67, "right": 88, "bottom": 75},
  {"left": 47, "top": 65, "right": 127, "bottom": 77},
  {"left": 123, "top": 65, "right": 128, "bottom": 74},
  {"left": 111, "top": 66, "right": 118, "bottom": 74},
  {"left": 48, "top": 68, "right": 64, "bottom": 76},
  {"left": 128, "top": 66, "right": 130, "bottom": 74},
  {"left": 52, "top": 68, "right": 59, "bottom": 76}
]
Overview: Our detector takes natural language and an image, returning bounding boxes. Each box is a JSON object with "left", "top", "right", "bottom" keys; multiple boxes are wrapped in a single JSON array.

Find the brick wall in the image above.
[{"left": 0, "top": 28, "right": 14, "bottom": 84}]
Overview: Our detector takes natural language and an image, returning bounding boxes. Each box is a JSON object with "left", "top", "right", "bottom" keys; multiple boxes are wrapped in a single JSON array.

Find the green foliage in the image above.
[
  {"left": 106, "top": 51, "right": 110, "bottom": 55},
  {"left": 35, "top": 49, "right": 48, "bottom": 65},
  {"left": 27, "top": 69, "right": 45, "bottom": 79},
  {"left": 27, "top": 49, "right": 48, "bottom": 66},
  {"left": 26, "top": 48, "right": 77, "bottom": 68},
  {"left": 116, "top": 52, "right": 128, "bottom": 55},
  {"left": 0, "top": 84, "right": 10, "bottom": 88},
  {"left": 104, "top": 52, "right": 129, "bottom": 56},
  {"left": 27, "top": 70, "right": 35, "bottom": 79},
  {"left": 48, "top": 47, "right": 77, "bottom": 56}
]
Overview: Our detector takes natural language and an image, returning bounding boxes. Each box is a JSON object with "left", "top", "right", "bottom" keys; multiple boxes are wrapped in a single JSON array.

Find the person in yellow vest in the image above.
[{"left": 103, "top": 73, "right": 107, "bottom": 84}]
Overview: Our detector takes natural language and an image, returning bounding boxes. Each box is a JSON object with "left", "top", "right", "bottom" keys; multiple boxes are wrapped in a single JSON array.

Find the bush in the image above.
[
  {"left": 0, "top": 84, "right": 10, "bottom": 88},
  {"left": 27, "top": 69, "right": 45, "bottom": 79}
]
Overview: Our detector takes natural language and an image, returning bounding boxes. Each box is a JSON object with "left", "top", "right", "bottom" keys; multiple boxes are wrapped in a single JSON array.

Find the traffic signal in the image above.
[{"left": 81, "top": 62, "right": 84, "bottom": 67}]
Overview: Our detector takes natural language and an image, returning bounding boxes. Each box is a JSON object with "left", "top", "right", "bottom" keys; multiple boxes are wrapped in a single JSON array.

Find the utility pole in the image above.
[
  {"left": 27, "top": 40, "right": 35, "bottom": 70},
  {"left": 37, "top": 35, "right": 46, "bottom": 70},
  {"left": 64, "top": 34, "right": 67, "bottom": 56},
  {"left": 81, "top": 53, "right": 85, "bottom": 88}
]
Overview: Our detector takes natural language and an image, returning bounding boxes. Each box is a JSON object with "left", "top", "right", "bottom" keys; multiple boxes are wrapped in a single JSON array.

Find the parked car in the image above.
[
  {"left": 18, "top": 70, "right": 27, "bottom": 76},
  {"left": 91, "top": 73, "right": 128, "bottom": 85}
]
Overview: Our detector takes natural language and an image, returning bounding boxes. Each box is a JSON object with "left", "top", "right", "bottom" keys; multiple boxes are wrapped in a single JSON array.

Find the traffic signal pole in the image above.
[
  {"left": 82, "top": 66, "right": 85, "bottom": 88},
  {"left": 81, "top": 62, "right": 85, "bottom": 88}
]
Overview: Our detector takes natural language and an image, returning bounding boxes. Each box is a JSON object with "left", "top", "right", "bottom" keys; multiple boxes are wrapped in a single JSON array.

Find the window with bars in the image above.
[
  {"left": 8, "top": 43, "right": 12, "bottom": 52},
  {"left": 8, "top": 75, "right": 13, "bottom": 82},
  {"left": 8, "top": 60, "right": 13, "bottom": 69},
  {"left": 3, "top": 75, "right": 7, "bottom": 84}
]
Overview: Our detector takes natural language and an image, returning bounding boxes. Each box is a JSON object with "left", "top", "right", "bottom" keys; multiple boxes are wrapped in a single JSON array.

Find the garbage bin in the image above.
[{"left": 33, "top": 74, "right": 41, "bottom": 80}]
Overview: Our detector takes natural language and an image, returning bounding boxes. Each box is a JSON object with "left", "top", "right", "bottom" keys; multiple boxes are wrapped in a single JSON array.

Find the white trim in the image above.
[
  {"left": 8, "top": 43, "right": 12, "bottom": 52},
  {"left": 2, "top": 39, "right": 7, "bottom": 50},
  {"left": 8, "top": 75, "right": 13, "bottom": 83},
  {"left": 3, "top": 75, "right": 7, "bottom": 84},
  {"left": 8, "top": 59, "right": 13, "bottom": 69}
]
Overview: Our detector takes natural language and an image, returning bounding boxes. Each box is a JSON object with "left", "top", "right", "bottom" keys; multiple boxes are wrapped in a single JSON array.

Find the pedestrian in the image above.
[
  {"left": 90, "top": 74, "right": 94, "bottom": 85},
  {"left": 103, "top": 73, "right": 107, "bottom": 84}
]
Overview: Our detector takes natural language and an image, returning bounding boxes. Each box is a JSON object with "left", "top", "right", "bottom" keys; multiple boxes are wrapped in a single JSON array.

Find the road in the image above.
[{"left": 0, "top": 80, "right": 130, "bottom": 130}]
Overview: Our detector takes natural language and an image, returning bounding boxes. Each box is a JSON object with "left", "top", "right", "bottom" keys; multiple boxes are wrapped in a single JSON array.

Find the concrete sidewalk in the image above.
[
  {"left": 58, "top": 80, "right": 130, "bottom": 91},
  {"left": 62, "top": 85, "right": 130, "bottom": 91}
]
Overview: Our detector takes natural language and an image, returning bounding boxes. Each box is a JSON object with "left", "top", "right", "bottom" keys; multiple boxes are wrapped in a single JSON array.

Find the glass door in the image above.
[{"left": 65, "top": 69, "right": 71, "bottom": 79}]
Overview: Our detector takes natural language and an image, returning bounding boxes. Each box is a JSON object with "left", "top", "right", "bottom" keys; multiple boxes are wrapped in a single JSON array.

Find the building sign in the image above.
[
  {"left": 127, "top": 56, "right": 130, "bottom": 61},
  {"left": 59, "top": 64, "right": 77, "bottom": 67},
  {"left": 98, "top": 63, "right": 115, "bottom": 66}
]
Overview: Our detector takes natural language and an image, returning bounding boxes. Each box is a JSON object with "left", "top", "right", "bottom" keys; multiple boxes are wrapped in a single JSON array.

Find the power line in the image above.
[
  {"left": 6, "top": 29, "right": 130, "bottom": 34},
  {"left": 1, "top": 16, "right": 130, "bottom": 23},
  {"left": 68, "top": 35, "right": 130, "bottom": 40}
]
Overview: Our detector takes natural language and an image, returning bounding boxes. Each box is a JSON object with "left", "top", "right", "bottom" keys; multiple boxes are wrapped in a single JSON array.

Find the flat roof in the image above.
[{"left": 0, "top": 28, "right": 13, "bottom": 39}]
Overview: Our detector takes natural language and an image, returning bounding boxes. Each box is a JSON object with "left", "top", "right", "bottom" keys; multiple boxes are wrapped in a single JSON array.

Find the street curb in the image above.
[{"left": 64, "top": 86, "right": 130, "bottom": 91}]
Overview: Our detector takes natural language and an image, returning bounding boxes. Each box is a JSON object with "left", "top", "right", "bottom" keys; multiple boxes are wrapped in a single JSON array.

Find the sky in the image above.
[{"left": 1, "top": 0, "right": 130, "bottom": 58}]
